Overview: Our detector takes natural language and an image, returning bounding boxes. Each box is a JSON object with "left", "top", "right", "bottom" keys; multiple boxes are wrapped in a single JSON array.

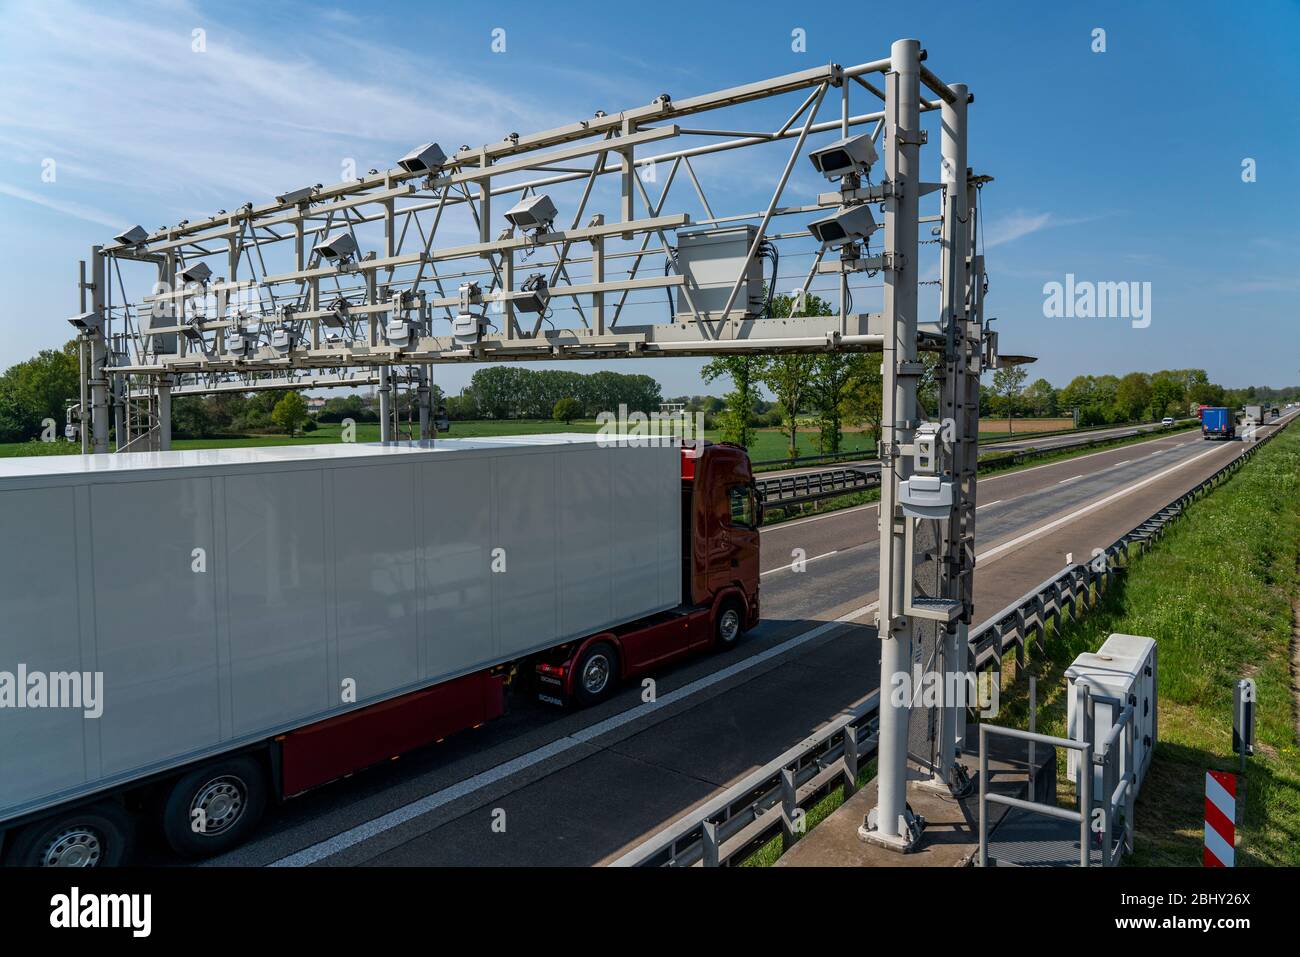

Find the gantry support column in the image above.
[
  {"left": 157, "top": 374, "right": 172, "bottom": 451},
  {"left": 934, "top": 82, "right": 972, "bottom": 791},
  {"left": 863, "top": 38, "right": 924, "bottom": 851},
  {"left": 378, "top": 367, "right": 393, "bottom": 442},
  {"left": 88, "top": 245, "right": 111, "bottom": 454}
]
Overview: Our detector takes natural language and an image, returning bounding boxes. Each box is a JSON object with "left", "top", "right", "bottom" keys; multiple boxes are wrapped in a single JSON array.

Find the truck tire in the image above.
[
  {"left": 5, "top": 802, "right": 135, "bottom": 867},
  {"left": 714, "top": 599, "right": 745, "bottom": 649},
  {"left": 161, "top": 756, "right": 267, "bottom": 859},
  {"left": 573, "top": 641, "right": 619, "bottom": 707}
]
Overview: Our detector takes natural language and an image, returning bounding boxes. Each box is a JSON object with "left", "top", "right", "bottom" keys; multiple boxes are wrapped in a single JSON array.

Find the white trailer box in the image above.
[
  {"left": 1065, "top": 633, "right": 1157, "bottom": 797},
  {"left": 0, "top": 435, "right": 681, "bottom": 823}
]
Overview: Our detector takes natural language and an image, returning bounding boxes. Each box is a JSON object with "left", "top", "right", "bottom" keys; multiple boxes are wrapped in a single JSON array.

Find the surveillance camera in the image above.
[
  {"left": 313, "top": 230, "right": 358, "bottom": 262},
  {"left": 180, "top": 262, "right": 213, "bottom": 284},
  {"left": 276, "top": 185, "right": 317, "bottom": 206},
  {"left": 397, "top": 142, "right": 446, "bottom": 175},
  {"left": 113, "top": 225, "right": 149, "bottom": 247},
  {"left": 808, "top": 133, "right": 878, "bottom": 181},
  {"left": 226, "top": 330, "right": 253, "bottom": 356},
  {"left": 452, "top": 312, "right": 488, "bottom": 345},
  {"left": 516, "top": 273, "right": 549, "bottom": 313},
  {"left": 270, "top": 326, "right": 298, "bottom": 353},
  {"left": 806, "top": 205, "right": 880, "bottom": 249},
  {"left": 67, "top": 311, "right": 102, "bottom": 332},
  {"left": 504, "top": 194, "right": 558, "bottom": 233},
  {"left": 386, "top": 319, "right": 415, "bottom": 347}
]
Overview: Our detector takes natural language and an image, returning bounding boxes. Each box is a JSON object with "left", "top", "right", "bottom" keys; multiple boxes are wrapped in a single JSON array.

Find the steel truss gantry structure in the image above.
[{"left": 69, "top": 38, "right": 997, "bottom": 852}]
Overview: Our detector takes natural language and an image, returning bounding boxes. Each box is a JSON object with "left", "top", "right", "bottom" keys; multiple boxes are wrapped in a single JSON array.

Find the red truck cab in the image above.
[{"left": 535, "top": 442, "right": 761, "bottom": 706}]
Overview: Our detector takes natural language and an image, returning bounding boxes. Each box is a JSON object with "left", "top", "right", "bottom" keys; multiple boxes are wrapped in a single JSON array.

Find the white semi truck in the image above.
[{"left": 0, "top": 435, "right": 761, "bottom": 865}]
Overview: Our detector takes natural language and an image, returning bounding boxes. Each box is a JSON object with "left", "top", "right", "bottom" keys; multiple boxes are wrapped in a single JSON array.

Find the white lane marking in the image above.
[
  {"left": 976, "top": 500, "right": 1002, "bottom": 510},
  {"left": 761, "top": 548, "right": 840, "bottom": 577},
  {"left": 267, "top": 599, "right": 881, "bottom": 867},
  {"left": 1057, "top": 475, "right": 1081, "bottom": 485},
  {"left": 760, "top": 434, "right": 1199, "bottom": 537},
  {"left": 975, "top": 444, "right": 1224, "bottom": 567}
]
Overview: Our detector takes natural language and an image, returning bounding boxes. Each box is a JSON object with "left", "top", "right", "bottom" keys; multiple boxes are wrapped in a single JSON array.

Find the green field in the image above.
[
  {"left": 0, "top": 419, "right": 877, "bottom": 462},
  {"left": 993, "top": 422, "right": 1300, "bottom": 865},
  {"left": 0, "top": 417, "right": 1177, "bottom": 463}
]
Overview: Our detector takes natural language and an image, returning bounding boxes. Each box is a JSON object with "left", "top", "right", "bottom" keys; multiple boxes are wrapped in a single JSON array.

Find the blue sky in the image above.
[{"left": 0, "top": 0, "right": 1296, "bottom": 397}]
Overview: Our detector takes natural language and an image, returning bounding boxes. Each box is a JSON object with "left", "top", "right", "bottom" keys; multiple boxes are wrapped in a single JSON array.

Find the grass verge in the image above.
[{"left": 992, "top": 421, "right": 1300, "bottom": 865}]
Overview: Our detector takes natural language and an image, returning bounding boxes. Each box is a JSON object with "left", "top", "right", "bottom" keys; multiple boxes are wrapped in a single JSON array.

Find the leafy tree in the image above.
[
  {"left": 1115, "top": 372, "right": 1152, "bottom": 422},
  {"left": 271, "top": 391, "right": 309, "bottom": 436},
  {"left": 0, "top": 341, "right": 80, "bottom": 443},
  {"left": 552, "top": 397, "right": 582, "bottom": 424},
  {"left": 991, "top": 365, "right": 1028, "bottom": 432},
  {"left": 702, "top": 356, "right": 761, "bottom": 447},
  {"left": 1022, "top": 378, "right": 1059, "bottom": 417}
]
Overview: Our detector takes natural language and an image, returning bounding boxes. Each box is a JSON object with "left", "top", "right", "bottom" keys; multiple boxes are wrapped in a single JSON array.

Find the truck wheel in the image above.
[
  {"left": 5, "top": 802, "right": 135, "bottom": 867},
  {"left": 714, "top": 600, "right": 745, "bottom": 649},
  {"left": 573, "top": 641, "right": 619, "bottom": 707},
  {"left": 161, "top": 756, "right": 267, "bottom": 859}
]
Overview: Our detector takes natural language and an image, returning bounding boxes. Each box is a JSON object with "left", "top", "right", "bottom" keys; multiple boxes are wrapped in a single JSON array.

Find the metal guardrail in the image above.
[
  {"left": 755, "top": 466, "right": 880, "bottom": 508},
  {"left": 609, "top": 693, "right": 880, "bottom": 867},
  {"left": 967, "top": 422, "right": 1286, "bottom": 674},
  {"left": 755, "top": 421, "right": 1196, "bottom": 511},
  {"left": 615, "top": 419, "right": 1290, "bottom": 866}
]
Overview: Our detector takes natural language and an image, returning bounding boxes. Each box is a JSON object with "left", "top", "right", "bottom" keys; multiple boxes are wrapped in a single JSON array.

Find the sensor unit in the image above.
[
  {"left": 806, "top": 205, "right": 879, "bottom": 249},
  {"left": 397, "top": 142, "right": 447, "bottom": 175},
  {"left": 808, "top": 133, "right": 878, "bottom": 181},
  {"left": 313, "top": 231, "right": 358, "bottom": 262},
  {"left": 504, "top": 194, "right": 558, "bottom": 233}
]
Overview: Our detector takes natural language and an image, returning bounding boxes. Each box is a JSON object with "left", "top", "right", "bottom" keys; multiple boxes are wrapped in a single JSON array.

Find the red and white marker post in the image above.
[{"left": 1203, "top": 770, "right": 1236, "bottom": 867}]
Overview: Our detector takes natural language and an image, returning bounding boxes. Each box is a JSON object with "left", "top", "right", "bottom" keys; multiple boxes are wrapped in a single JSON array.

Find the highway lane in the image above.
[
  {"left": 195, "top": 415, "right": 1288, "bottom": 867},
  {"left": 758, "top": 420, "right": 1181, "bottom": 479}
]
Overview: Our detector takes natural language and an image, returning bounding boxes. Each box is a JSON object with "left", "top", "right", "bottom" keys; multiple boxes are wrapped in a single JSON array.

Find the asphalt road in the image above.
[
  {"left": 761, "top": 420, "right": 1179, "bottom": 478},
  {"left": 186, "top": 413, "right": 1291, "bottom": 867}
]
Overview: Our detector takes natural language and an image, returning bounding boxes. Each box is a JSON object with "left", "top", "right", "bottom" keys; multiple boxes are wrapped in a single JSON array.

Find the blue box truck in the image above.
[{"left": 1201, "top": 407, "right": 1235, "bottom": 440}]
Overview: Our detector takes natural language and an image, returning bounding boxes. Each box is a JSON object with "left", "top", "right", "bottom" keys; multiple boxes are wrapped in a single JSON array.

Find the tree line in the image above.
[{"left": 0, "top": 336, "right": 1295, "bottom": 446}]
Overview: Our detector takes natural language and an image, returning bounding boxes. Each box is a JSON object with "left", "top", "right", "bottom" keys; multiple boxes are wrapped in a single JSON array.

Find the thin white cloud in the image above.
[
  {"left": 983, "top": 209, "right": 1109, "bottom": 249},
  {"left": 0, "top": 182, "right": 125, "bottom": 229},
  {"left": 0, "top": 0, "right": 564, "bottom": 221}
]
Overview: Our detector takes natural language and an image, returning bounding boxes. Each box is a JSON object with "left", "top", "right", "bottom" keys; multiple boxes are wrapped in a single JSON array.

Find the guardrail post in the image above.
[
  {"left": 780, "top": 766, "right": 799, "bottom": 850},
  {"left": 843, "top": 724, "right": 860, "bottom": 797},
  {"left": 701, "top": 820, "right": 720, "bottom": 867}
]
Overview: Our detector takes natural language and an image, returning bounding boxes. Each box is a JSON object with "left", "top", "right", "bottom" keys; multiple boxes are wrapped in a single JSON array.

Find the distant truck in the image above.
[
  {"left": 0, "top": 436, "right": 761, "bottom": 866},
  {"left": 1201, "top": 407, "right": 1236, "bottom": 440},
  {"left": 1243, "top": 404, "right": 1264, "bottom": 427}
]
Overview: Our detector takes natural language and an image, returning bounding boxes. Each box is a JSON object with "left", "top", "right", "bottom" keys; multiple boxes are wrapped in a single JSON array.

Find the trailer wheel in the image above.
[
  {"left": 161, "top": 756, "right": 267, "bottom": 859},
  {"left": 5, "top": 802, "right": 135, "bottom": 867},
  {"left": 714, "top": 599, "right": 745, "bottom": 648},
  {"left": 573, "top": 641, "right": 618, "bottom": 707}
]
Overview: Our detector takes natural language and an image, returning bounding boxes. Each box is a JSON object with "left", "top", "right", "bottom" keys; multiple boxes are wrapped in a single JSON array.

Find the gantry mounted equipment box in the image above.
[{"left": 0, "top": 435, "right": 681, "bottom": 824}]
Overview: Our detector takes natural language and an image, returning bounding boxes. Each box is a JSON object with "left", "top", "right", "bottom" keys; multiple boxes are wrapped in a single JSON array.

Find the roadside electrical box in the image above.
[
  {"left": 674, "top": 225, "right": 766, "bottom": 320},
  {"left": 1065, "top": 633, "right": 1157, "bottom": 797}
]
